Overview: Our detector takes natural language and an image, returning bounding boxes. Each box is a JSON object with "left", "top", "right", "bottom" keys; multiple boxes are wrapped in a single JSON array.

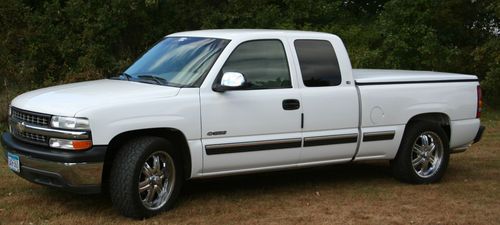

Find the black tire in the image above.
[
  {"left": 109, "top": 136, "right": 183, "bottom": 219},
  {"left": 391, "top": 121, "right": 450, "bottom": 184}
]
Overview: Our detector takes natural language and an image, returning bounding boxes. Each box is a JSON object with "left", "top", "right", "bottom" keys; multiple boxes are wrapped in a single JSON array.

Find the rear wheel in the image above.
[
  {"left": 109, "top": 137, "right": 183, "bottom": 219},
  {"left": 391, "top": 122, "right": 450, "bottom": 184}
]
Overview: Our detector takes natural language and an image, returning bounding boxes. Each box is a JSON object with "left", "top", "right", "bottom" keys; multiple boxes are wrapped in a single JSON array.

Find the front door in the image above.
[{"left": 200, "top": 39, "right": 303, "bottom": 174}]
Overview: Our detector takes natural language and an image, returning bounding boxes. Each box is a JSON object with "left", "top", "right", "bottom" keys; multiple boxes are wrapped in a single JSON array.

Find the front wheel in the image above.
[
  {"left": 109, "top": 137, "right": 183, "bottom": 219},
  {"left": 391, "top": 122, "right": 450, "bottom": 184}
]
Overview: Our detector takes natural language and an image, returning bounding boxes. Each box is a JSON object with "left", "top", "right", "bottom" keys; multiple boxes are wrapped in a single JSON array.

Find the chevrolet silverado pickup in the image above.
[{"left": 1, "top": 29, "right": 485, "bottom": 218}]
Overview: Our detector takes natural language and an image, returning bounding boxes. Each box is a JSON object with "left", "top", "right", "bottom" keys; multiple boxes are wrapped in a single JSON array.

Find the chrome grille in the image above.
[
  {"left": 10, "top": 107, "right": 51, "bottom": 145},
  {"left": 13, "top": 129, "right": 48, "bottom": 144},
  {"left": 11, "top": 108, "right": 50, "bottom": 126}
]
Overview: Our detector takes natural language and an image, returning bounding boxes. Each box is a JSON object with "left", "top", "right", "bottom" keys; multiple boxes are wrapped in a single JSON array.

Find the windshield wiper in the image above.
[
  {"left": 137, "top": 74, "right": 168, "bottom": 86},
  {"left": 110, "top": 72, "right": 133, "bottom": 81},
  {"left": 111, "top": 73, "right": 169, "bottom": 86},
  {"left": 120, "top": 72, "right": 133, "bottom": 81}
]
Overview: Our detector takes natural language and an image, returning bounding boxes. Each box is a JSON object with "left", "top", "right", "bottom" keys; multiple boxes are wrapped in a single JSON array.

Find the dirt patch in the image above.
[{"left": 0, "top": 121, "right": 498, "bottom": 225}]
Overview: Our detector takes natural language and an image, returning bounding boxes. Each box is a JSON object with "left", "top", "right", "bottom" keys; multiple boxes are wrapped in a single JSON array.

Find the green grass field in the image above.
[{"left": 0, "top": 110, "right": 499, "bottom": 224}]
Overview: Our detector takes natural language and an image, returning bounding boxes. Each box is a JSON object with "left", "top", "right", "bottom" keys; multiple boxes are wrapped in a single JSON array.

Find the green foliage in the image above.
[
  {"left": 479, "top": 38, "right": 500, "bottom": 107},
  {"left": 0, "top": 0, "right": 499, "bottom": 122}
]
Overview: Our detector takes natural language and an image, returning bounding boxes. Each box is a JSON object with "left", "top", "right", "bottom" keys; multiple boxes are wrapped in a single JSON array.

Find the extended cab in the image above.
[{"left": 1, "top": 30, "right": 485, "bottom": 218}]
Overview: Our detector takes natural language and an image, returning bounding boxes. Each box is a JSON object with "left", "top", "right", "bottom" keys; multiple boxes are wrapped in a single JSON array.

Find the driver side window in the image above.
[{"left": 221, "top": 40, "right": 292, "bottom": 90}]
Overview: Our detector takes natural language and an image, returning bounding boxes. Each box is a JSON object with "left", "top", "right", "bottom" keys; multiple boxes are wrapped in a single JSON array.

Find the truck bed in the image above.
[
  {"left": 353, "top": 69, "right": 478, "bottom": 85},
  {"left": 352, "top": 68, "right": 480, "bottom": 159}
]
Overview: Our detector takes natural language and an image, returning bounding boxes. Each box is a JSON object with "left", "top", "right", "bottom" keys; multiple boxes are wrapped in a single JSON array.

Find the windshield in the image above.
[{"left": 124, "top": 37, "right": 230, "bottom": 87}]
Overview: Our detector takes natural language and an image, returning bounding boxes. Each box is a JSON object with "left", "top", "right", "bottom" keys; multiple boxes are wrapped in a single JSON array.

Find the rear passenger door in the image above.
[{"left": 290, "top": 39, "right": 360, "bottom": 164}]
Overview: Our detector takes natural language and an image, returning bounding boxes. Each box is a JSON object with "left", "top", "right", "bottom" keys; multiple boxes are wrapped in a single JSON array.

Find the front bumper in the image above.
[{"left": 1, "top": 132, "right": 106, "bottom": 194}]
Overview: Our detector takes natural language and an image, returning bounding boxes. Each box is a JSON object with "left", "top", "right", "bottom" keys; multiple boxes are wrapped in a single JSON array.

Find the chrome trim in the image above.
[
  {"left": 9, "top": 118, "right": 90, "bottom": 140},
  {"left": 14, "top": 152, "right": 102, "bottom": 186},
  {"left": 11, "top": 107, "right": 51, "bottom": 127},
  {"left": 221, "top": 72, "right": 246, "bottom": 87}
]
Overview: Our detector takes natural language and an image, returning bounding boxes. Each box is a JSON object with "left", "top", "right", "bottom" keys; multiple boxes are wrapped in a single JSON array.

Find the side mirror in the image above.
[{"left": 213, "top": 72, "right": 246, "bottom": 92}]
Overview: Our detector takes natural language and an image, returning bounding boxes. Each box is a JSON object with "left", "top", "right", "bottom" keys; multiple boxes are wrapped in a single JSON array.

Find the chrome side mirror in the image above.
[{"left": 213, "top": 72, "right": 246, "bottom": 92}]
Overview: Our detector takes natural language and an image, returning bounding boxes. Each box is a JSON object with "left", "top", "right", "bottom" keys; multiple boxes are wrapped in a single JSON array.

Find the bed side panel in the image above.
[{"left": 354, "top": 81, "right": 478, "bottom": 160}]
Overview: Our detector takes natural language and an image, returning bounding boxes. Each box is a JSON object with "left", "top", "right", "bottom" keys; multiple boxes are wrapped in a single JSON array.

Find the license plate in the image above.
[{"left": 7, "top": 152, "right": 20, "bottom": 173}]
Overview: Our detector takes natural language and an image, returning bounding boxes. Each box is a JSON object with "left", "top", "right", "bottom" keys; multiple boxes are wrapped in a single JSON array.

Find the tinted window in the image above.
[
  {"left": 294, "top": 40, "right": 341, "bottom": 87},
  {"left": 221, "top": 40, "right": 291, "bottom": 90}
]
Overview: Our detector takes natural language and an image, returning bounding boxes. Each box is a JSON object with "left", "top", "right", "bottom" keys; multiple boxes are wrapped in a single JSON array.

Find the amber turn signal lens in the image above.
[{"left": 72, "top": 140, "right": 93, "bottom": 150}]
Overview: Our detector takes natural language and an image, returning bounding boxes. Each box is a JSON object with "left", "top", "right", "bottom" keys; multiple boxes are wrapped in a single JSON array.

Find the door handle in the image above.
[{"left": 282, "top": 99, "right": 300, "bottom": 110}]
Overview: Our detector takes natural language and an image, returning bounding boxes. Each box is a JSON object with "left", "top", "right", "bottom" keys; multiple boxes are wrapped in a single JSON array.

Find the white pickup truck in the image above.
[{"left": 2, "top": 30, "right": 485, "bottom": 218}]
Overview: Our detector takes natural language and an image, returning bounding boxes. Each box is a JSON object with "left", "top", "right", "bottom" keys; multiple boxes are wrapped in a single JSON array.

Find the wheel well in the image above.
[
  {"left": 101, "top": 128, "right": 192, "bottom": 191},
  {"left": 406, "top": 113, "right": 451, "bottom": 140}
]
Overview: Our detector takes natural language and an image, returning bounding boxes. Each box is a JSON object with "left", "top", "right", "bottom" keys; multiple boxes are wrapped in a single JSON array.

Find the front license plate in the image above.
[{"left": 7, "top": 152, "right": 20, "bottom": 173}]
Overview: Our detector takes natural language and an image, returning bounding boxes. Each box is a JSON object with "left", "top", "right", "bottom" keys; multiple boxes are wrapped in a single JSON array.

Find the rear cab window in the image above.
[{"left": 294, "top": 40, "right": 342, "bottom": 87}]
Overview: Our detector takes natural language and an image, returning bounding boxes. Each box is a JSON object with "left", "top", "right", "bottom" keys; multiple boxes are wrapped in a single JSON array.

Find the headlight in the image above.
[{"left": 50, "top": 116, "right": 90, "bottom": 130}]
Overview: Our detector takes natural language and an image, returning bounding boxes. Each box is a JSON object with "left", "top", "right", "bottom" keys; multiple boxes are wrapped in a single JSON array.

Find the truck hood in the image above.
[{"left": 11, "top": 79, "right": 181, "bottom": 117}]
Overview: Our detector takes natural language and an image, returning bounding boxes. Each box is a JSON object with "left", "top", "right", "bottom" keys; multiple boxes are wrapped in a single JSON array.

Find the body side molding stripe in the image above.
[
  {"left": 355, "top": 79, "right": 478, "bottom": 86},
  {"left": 205, "top": 138, "right": 302, "bottom": 155},
  {"left": 205, "top": 130, "right": 395, "bottom": 155},
  {"left": 303, "top": 133, "right": 358, "bottom": 147},
  {"left": 362, "top": 131, "right": 395, "bottom": 142}
]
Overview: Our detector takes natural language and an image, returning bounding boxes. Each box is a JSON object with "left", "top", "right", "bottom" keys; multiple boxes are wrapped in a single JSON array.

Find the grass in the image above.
[{"left": 0, "top": 111, "right": 499, "bottom": 224}]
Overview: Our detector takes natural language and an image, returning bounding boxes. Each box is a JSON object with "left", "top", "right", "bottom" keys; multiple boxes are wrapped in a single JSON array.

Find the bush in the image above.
[
  {"left": 0, "top": 0, "right": 498, "bottom": 121},
  {"left": 473, "top": 38, "right": 500, "bottom": 108}
]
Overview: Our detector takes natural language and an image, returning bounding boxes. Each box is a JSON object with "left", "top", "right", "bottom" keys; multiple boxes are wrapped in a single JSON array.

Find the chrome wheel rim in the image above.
[
  {"left": 138, "top": 151, "right": 175, "bottom": 210},
  {"left": 411, "top": 131, "right": 444, "bottom": 178}
]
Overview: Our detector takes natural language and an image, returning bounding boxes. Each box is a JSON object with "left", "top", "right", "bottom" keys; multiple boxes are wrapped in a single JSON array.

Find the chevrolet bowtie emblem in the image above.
[{"left": 16, "top": 121, "right": 26, "bottom": 133}]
